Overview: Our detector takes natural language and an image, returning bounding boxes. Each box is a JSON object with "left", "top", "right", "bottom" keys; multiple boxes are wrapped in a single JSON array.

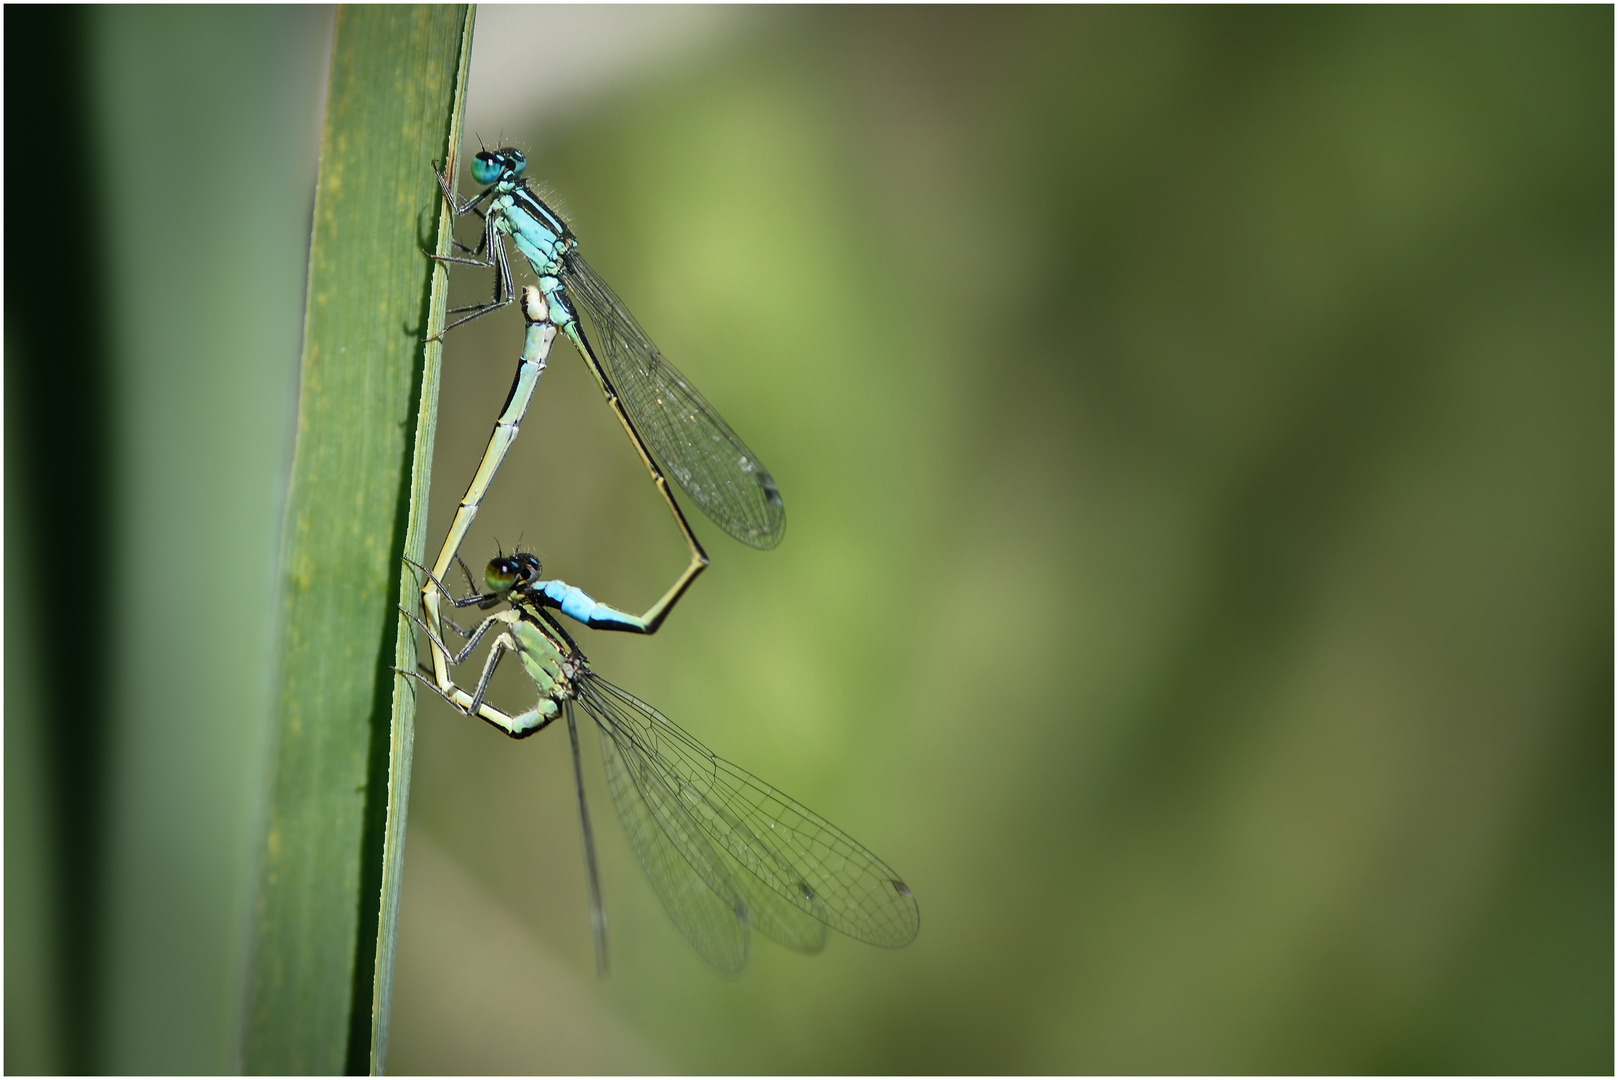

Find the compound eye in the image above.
[
  {"left": 484, "top": 558, "right": 519, "bottom": 593},
  {"left": 470, "top": 152, "right": 504, "bottom": 185},
  {"left": 507, "top": 151, "right": 527, "bottom": 178}
]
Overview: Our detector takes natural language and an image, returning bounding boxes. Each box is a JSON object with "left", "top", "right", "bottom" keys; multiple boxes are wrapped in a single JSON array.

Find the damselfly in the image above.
[
  {"left": 420, "top": 289, "right": 706, "bottom": 693},
  {"left": 402, "top": 552, "right": 919, "bottom": 976},
  {"left": 429, "top": 147, "right": 785, "bottom": 564}
]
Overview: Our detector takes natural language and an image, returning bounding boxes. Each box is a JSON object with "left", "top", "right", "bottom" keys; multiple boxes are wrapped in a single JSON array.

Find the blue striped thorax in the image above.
[
  {"left": 500, "top": 189, "right": 566, "bottom": 272},
  {"left": 473, "top": 147, "right": 581, "bottom": 329}
]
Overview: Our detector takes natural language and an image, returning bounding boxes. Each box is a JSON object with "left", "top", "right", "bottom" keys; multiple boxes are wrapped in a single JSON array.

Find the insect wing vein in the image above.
[
  {"left": 562, "top": 254, "right": 785, "bottom": 548},
  {"left": 584, "top": 679, "right": 751, "bottom": 974},
  {"left": 589, "top": 678, "right": 919, "bottom": 949}
]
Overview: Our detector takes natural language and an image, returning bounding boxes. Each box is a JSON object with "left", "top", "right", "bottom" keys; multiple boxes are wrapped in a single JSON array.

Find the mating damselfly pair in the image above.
[{"left": 402, "top": 148, "right": 918, "bottom": 975}]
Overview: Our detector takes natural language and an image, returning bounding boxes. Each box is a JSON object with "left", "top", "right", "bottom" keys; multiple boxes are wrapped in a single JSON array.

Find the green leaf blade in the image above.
[{"left": 244, "top": 7, "right": 474, "bottom": 1074}]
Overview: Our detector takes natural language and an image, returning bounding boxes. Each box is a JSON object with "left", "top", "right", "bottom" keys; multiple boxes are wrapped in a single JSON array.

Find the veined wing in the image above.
[
  {"left": 582, "top": 676, "right": 919, "bottom": 949},
  {"left": 582, "top": 679, "right": 829, "bottom": 959},
  {"left": 589, "top": 693, "right": 752, "bottom": 975},
  {"left": 561, "top": 253, "right": 785, "bottom": 549}
]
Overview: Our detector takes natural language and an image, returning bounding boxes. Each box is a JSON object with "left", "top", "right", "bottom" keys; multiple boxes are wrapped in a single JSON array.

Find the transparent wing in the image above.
[
  {"left": 592, "top": 692, "right": 752, "bottom": 975},
  {"left": 733, "top": 873, "right": 830, "bottom": 955},
  {"left": 585, "top": 680, "right": 826, "bottom": 958},
  {"left": 561, "top": 253, "right": 786, "bottom": 549},
  {"left": 580, "top": 675, "right": 919, "bottom": 950}
]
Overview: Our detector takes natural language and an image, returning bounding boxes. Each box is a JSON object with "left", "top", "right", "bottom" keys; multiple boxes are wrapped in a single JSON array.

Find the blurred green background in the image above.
[{"left": 6, "top": 5, "right": 1611, "bottom": 1074}]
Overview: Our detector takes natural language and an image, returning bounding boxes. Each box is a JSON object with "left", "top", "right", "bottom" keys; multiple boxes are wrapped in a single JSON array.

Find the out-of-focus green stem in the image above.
[{"left": 244, "top": 7, "right": 474, "bottom": 1074}]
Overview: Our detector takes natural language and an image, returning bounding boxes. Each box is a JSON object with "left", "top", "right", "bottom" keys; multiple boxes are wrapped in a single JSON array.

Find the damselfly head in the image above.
[
  {"left": 485, "top": 551, "right": 541, "bottom": 595},
  {"left": 471, "top": 147, "right": 527, "bottom": 186}
]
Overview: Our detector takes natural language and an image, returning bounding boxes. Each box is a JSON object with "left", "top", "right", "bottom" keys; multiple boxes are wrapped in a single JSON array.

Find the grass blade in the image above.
[{"left": 243, "top": 7, "right": 474, "bottom": 1074}]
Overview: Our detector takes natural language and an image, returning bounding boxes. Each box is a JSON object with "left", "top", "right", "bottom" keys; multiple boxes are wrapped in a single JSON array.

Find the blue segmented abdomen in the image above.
[{"left": 541, "top": 580, "right": 641, "bottom": 630}]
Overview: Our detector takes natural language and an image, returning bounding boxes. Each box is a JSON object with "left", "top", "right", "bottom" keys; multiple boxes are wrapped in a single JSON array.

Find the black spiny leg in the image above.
[{"left": 428, "top": 223, "right": 517, "bottom": 339}]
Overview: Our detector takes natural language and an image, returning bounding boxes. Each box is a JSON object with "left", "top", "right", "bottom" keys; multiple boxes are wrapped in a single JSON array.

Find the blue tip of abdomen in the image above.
[{"left": 542, "top": 579, "right": 640, "bottom": 630}]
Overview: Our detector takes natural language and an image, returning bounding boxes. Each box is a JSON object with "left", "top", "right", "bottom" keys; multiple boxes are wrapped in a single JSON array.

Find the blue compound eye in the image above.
[
  {"left": 506, "top": 150, "right": 527, "bottom": 178},
  {"left": 470, "top": 152, "right": 504, "bottom": 185}
]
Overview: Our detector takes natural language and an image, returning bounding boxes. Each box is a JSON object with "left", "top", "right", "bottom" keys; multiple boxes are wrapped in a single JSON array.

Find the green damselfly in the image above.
[{"left": 403, "top": 552, "right": 919, "bottom": 976}]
